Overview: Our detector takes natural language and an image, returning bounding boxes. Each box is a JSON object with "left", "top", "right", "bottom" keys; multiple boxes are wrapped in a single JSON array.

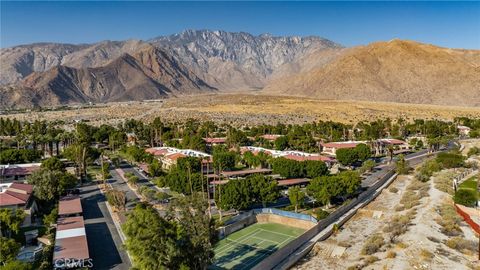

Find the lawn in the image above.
[
  {"left": 210, "top": 223, "right": 305, "bottom": 270},
  {"left": 459, "top": 176, "right": 478, "bottom": 192}
]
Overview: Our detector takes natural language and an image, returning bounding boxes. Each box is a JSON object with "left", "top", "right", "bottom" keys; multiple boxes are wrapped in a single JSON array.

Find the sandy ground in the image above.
[
  {"left": 2, "top": 92, "right": 480, "bottom": 126},
  {"left": 293, "top": 167, "right": 480, "bottom": 270}
]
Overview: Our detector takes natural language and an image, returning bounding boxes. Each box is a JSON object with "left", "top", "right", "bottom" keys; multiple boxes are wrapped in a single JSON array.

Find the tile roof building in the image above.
[
  {"left": 0, "top": 163, "right": 41, "bottom": 182},
  {"left": 0, "top": 182, "right": 38, "bottom": 226},
  {"left": 145, "top": 147, "right": 213, "bottom": 171}
]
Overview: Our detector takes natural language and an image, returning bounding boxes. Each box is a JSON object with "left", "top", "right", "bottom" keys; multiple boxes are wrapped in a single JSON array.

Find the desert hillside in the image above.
[{"left": 264, "top": 40, "right": 480, "bottom": 106}]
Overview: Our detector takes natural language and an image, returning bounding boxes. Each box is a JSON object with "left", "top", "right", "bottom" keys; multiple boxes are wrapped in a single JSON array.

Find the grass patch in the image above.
[{"left": 459, "top": 176, "right": 478, "bottom": 191}]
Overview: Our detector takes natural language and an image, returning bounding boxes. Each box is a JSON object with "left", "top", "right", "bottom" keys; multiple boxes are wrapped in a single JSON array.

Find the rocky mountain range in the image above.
[{"left": 0, "top": 30, "right": 479, "bottom": 108}]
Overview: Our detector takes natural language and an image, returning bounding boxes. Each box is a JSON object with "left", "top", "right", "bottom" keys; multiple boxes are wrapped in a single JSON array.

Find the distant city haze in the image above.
[{"left": 1, "top": 1, "right": 479, "bottom": 49}]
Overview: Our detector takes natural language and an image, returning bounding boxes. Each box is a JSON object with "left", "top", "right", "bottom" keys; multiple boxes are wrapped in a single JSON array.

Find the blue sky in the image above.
[{"left": 1, "top": 1, "right": 479, "bottom": 49}]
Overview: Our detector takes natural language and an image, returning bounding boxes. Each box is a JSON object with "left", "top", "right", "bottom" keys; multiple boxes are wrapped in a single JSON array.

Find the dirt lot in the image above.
[
  {"left": 293, "top": 166, "right": 480, "bottom": 270},
  {"left": 2, "top": 92, "right": 480, "bottom": 126}
]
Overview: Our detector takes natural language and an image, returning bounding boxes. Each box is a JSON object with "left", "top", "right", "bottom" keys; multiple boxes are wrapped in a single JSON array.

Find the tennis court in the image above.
[{"left": 210, "top": 223, "right": 305, "bottom": 270}]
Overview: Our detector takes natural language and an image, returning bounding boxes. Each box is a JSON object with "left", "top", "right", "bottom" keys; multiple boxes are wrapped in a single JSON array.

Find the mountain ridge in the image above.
[{"left": 1, "top": 30, "right": 479, "bottom": 108}]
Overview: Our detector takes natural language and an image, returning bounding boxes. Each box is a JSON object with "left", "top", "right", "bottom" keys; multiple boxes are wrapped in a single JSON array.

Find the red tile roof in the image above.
[
  {"left": 0, "top": 182, "right": 33, "bottom": 207},
  {"left": 204, "top": 138, "right": 227, "bottom": 144},
  {"left": 165, "top": 152, "right": 187, "bottom": 161},
  {"left": 0, "top": 165, "right": 40, "bottom": 177},
  {"left": 261, "top": 134, "right": 283, "bottom": 141},
  {"left": 0, "top": 192, "right": 27, "bottom": 206},
  {"left": 58, "top": 196, "right": 83, "bottom": 216},
  {"left": 321, "top": 142, "right": 361, "bottom": 149},
  {"left": 9, "top": 182, "right": 34, "bottom": 193},
  {"left": 277, "top": 178, "right": 311, "bottom": 186}
]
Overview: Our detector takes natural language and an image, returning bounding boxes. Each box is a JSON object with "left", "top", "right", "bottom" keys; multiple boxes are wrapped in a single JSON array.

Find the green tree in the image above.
[
  {"left": 148, "top": 158, "right": 163, "bottom": 177},
  {"left": 355, "top": 143, "right": 371, "bottom": 161},
  {"left": 0, "top": 237, "right": 21, "bottom": 264},
  {"left": 216, "top": 180, "right": 252, "bottom": 210},
  {"left": 359, "top": 160, "right": 376, "bottom": 174},
  {"left": 274, "top": 136, "right": 289, "bottom": 150},
  {"left": 28, "top": 170, "right": 77, "bottom": 201},
  {"left": 106, "top": 189, "right": 126, "bottom": 211},
  {"left": 213, "top": 151, "right": 237, "bottom": 172},
  {"left": 304, "top": 160, "right": 328, "bottom": 178},
  {"left": 0, "top": 209, "right": 26, "bottom": 237},
  {"left": 0, "top": 260, "right": 32, "bottom": 270},
  {"left": 250, "top": 175, "right": 279, "bottom": 207},
  {"left": 123, "top": 203, "right": 181, "bottom": 269},
  {"left": 288, "top": 186, "right": 306, "bottom": 212},
  {"left": 395, "top": 154, "right": 410, "bottom": 175},
  {"left": 168, "top": 193, "right": 217, "bottom": 269},
  {"left": 336, "top": 148, "right": 358, "bottom": 166},
  {"left": 43, "top": 207, "right": 58, "bottom": 233},
  {"left": 40, "top": 156, "right": 65, "bottom": 172},
  {"left": 271, "top": 158, "right": 304, "bottom": 178}
]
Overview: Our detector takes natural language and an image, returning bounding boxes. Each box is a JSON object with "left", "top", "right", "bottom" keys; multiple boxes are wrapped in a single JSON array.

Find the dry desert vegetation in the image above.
[
  {"left": 2, "top": 92, "right": 480, "bottom": 126},
  {"left": 293, "top": 159, "right": 480, "bottom": 270}
]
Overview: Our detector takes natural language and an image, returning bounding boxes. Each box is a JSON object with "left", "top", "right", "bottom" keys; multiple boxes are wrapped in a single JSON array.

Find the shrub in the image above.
[
  {"left": 389, "top": 187, "right": 398, "bottom": 193},
  {"left": 386, "top": 251, "right": 396, "bottom": 258},
  {"left": 454, "top": 189, "right": 477, "bottom": 207},
  {"left": 467, "top": 146, "right": 480, "bottom": 157},
  {"left": 445, "top": 237, "right": 477, "bottom": 254},
  {"left": 436, "top": 152, "right": 465, "bottom": 169},
  {"left": 363, "top": 255, "right": 379, "bottom": 265},
  {"left": 315, "top": 209, "right": 329, "bottom": 220},
  {"left": 436, "top": 203, "right": 463, "bottom": 236},
  {"left": 420, "top": 249, "right": 434, "bottom": 260},
  {"left": 361, "top": 234, "right": 384, "bottom": 255},
  {"left": 400, "top": 190, "right": 421, "bottom": 209},
  {"left": 155, "top": 191, "right": 170, "bottom": 201},
  {"left": 127, "top": 176, "right": 139, "bottom": 185},
  {"left": 383, "top": 214, "right": 411, "bottom": 242}
]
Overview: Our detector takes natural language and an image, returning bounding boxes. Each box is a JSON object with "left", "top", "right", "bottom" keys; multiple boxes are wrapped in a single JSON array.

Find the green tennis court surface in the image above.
[{"left": 210, "top": 223, "right": 305, "bottom": 270}]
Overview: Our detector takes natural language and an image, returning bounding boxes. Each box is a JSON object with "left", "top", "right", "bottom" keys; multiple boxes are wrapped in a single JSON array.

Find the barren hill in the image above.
[
  {"left": 0, "top": 46, "right": 214, "bottom": 107},
  {"left": 264, "top": 40, "right": 480, "bottom": 106}
]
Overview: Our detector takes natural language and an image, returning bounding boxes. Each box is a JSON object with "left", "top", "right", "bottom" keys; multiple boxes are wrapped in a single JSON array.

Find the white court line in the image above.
[
  {"left": 215, "top": 229, "right": 262, "bottom": 254},
  {"left": 251, "top": 236, "right": 281, "bottom": 244},
  {"left": 258, "top": 228, "right": 297, "bottom": 238},
  {"left": 240, "top": 236, "right": 293, "bottom": 270},
  {"left": 215, "top": 230, "right": 264, "bottom": 257},
  {"left": 237, "top": 230, "right": 295, "bottom": 270}
]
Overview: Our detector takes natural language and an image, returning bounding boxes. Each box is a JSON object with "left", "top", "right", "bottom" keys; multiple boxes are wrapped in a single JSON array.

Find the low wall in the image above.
[
  {"left": 218, "top": 212, "right": 256, "bottom": 239},
  {"left": 256, "top": 213, "right": 315, "bottom": 230}
]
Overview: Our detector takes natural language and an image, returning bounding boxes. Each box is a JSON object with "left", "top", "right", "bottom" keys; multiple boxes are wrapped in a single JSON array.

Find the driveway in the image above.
[{"left": 80, "top": 183, "right": 131, "bottom": 270}]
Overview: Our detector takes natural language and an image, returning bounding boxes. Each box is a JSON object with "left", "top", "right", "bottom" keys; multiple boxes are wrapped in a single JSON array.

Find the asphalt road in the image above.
[{"left": 79, "top": 183, "right": 131, "bottom": 270}]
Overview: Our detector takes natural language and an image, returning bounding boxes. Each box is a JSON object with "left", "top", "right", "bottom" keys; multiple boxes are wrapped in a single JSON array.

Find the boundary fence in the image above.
[{"left": 455, "top": 204, "right": 480, "bottom": 234}]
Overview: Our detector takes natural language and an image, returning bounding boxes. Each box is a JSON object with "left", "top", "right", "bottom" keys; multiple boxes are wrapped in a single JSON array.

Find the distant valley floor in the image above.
[{"left": 2, "top": 92, "right": 480, "bottom": 126}]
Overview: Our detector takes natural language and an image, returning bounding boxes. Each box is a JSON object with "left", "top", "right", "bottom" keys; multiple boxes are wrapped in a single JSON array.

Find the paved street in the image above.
[{"left": 79, "top": 183, "right": 131, "bottom": 270}]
